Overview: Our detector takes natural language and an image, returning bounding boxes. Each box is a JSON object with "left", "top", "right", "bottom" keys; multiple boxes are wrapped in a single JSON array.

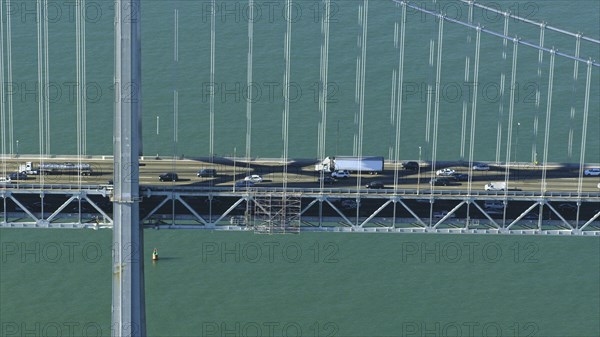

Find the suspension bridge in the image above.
[{"left": 1, "top": 0, "right": 599, "bottom": 335}]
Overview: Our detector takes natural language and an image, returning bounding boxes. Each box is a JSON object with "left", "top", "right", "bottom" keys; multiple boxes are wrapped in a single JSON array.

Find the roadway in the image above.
[{"left": 1, "top": 157, "right": 599, "bottom": 193}]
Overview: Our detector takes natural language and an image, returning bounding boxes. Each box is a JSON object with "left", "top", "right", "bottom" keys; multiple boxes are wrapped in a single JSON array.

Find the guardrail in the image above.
[
  {"left": 142, "top": 185, "right": 600, "bottom": 199},
  {"left": 3, "top": 184, "right": 600, "bottom": 200}
]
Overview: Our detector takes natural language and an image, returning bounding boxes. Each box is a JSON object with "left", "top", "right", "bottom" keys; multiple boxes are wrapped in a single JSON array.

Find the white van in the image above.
[{"left": 0, "top": 177, "right": 12, "bottom": 184}]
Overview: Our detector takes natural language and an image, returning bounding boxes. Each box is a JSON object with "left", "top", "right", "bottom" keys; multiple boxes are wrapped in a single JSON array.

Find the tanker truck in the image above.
[{"left": 18, "top": 161, "right": 93, "bottom": 176}]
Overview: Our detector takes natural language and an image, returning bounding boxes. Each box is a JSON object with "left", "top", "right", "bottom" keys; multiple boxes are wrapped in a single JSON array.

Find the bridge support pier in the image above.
[{"left": 112, "top": 0, "right": 146, "bottom": 336}]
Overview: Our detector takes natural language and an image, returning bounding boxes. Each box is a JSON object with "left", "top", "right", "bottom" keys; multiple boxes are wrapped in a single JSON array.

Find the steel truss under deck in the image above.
[{"left": 2, "top": 186, "right": 599, "bottom": 235}]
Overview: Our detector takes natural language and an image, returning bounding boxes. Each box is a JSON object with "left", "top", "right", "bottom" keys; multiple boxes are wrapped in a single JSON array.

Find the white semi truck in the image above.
[
  {"left": 315, "top": 156, "right": 384, "bottom": 174},
  {"left": 18, "top": 162, "right": 93, "bottom": 176}
]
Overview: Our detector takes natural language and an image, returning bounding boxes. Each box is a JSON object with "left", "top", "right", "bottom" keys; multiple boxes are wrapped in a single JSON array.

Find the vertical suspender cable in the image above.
[
  {"left": 81, "top": 0, "right": 86, "bottom": 157},
  {"left": 495, "top": 12, "right": 509, "bottom": 164},
  {"left": 245, "top": 0, "right": 254, "bottom": 162},
  {"left": 425, "top": 0, "right": 437, "bottom": 146},
  {"left": 567, "top": 34, "right": 581, "bottom": 159},
  {"left": 356, "top": 0, "right": 367, "bottom": 196},
  {"left": 576, "top": 60, "right": 592, "bottom": 227},
  {"left": 460, "top": 1, "right": 473, "bottom": 161},
  {"left": 282, "top": 0, "right": 292, "bottom": 191},
  {"left": 173, "top": 8, "right": 179, "bottom": 205},
  {"left": 352, "top": 5, "right": 364, "bottom": 156},
  {"left": 540, "top": 50, "right": 555, "bottom": 196},
  {"left": 352, "top": 0, "right": 368, "bottom": 227},
  {"left": 503, "top": 39, "right": 518, "bottom": 227},
  {"left": 466, "top": 27, "right": 481, "bottom": 194},
  {"left": 429, "top": 14, "right": 444, "bottom": 190},
  {"left": 6, "top": 0, "right": 13, "bottom": 155},
  {"left": 1, "top": 0, "right": 6, "bottom": 178},
  {"left": 36, "top": 0, "right": 44, "bottom": 185},
  {"left": 43, "top": 0, "right": 50, "bottom": 155},
  {"left": 532, "top": 23, "right": 545, "bottom": 163},
  {"left": 465, "top": 27, "right": 480, "bottom": 227},
  {"left": 318, "top": 0, "right": 331, "bottom": 188},
  {"left": 209, "top": 0, "right": 215, "bottom": 161},
  {"left": 539, "top": 49, "right": 555, "bottom": 229},
  {"left": 392, "top": 2, "right": 407, "bottom": 227},
  {"left": 76, "top": 0, "right": 82, "bottom": 185},
  {"left": 428, "top": 14, "right": 444, "bottom": 226},
  {"left": 389, "top": 20, "right": 397, "bottom": 161}
]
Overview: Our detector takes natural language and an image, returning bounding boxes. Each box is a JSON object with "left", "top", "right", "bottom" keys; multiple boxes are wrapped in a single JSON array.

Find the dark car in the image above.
[
  {"left": 365, "top": 181, "right": 385, "bottom": 189},
  {"left": 8, "top": 172, "right": 27, "bottom": 180},
  {"left": 318, "top": 176, "right": 337, "bottom": 185},
  {"left": 159, "top": 172, "right": 179, "bottom": 182},
  {"left": 402, "top": 161, "right": 420, "bottom": 171},
  {"left": 197, "top": 168, "right": 217, "bottom": 177},
  {"left": 450, "top": 173, "right": 469, "bottom": 181},
  {"left": 430, "top": 178, "right": 450, "bottom": 186}
]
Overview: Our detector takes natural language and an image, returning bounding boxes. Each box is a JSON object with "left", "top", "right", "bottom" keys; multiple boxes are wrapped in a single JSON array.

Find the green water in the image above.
[
  {"left": 1, "top": 229, "right": 599, "bottom": 336},
  {"left": 2, "top": 1, "right": 600, "bottom": 336},
  {"left": 3, "top": 0, "right": 600, "bottom": 162}
]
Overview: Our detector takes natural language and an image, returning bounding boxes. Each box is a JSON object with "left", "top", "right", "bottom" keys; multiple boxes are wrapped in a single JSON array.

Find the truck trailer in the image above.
[
  {"left": 315, "top": 156, "right": 384, "bottom": 174},
  {"left": 18, "top": 162, "right": 93, "bottom": 176}
]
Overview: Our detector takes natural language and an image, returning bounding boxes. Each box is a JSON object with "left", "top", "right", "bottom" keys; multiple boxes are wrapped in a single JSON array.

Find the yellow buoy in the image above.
[{"left": 152, "top": 248, "right": 159, "bottom": 261}]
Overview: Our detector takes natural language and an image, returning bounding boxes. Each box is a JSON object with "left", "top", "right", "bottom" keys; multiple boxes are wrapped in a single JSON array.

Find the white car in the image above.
[
  {"left": 584, "top": 168, "right": 600, "bottom": 176},
  {"left": 436, "top": 168, "right": 455, "bottom": 176},
  {"left": 472, "top": 163, "right": 490, "bottom": 171},
  {"left": 244, "top": 174, "right": 263, "bottom": 183},
  {"left": 331, "top": 170, "right": 350, "bottom": 179}
]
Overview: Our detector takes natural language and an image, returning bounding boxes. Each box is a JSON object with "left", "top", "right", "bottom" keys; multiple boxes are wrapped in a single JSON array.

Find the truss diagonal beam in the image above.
[
  {"left": 396, "top": 199, "right": 427, "bottom": 227},
  {"left": 545, "top": 203, "right": 573, "bottom": 229},
  {"left": 324, "top": 199, "right": 353, "bottom": 227},
  {"left": 210, "top": 198, "right": 246, "bottom": 226},
  {"left": 141, "top": 196, "right": 170, "bottom": 222},
  {"left": 470, "top": 201, "right": 500, "bottom": 228},
  {"left": 360, "top": 200, "right": 392, "bottom": 228},
  {"left": 299, "top": 198, "right": 320, "bottom": 216},
  {"left": 46, "top": 196, "right": 77, "bottom": 222},
  {"left": 434, "top": 201, "right": 465, "bottom": 228},
  {"left": 8, "top": 195, "right": 39, "bottom": 223},
  {"left": 507, "top": 202, "right": 539, "bottom": 229},
  {"left": 176, "top": 196, "right": 208, "bottom": 226},
  {"left": 83, "top": 196, "right": 113, "bottom": 224},
  {"left": 580, "top": 211, "right": 600, "bottom": 231}
]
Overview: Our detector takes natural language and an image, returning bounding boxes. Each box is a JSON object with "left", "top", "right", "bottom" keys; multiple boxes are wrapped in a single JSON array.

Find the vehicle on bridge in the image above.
[
  {"left": 484, "top": 182, "right": 507, "bottom": 191},
  {"left": 450, "top": 173, "right": 469, "bottom": 181},
  {"left": 317, "top": 176, "right": 337, "bottom": 185},
  {"left": 244, "top": 175, "right": 263, "bottom": 183},
  {"left": 159, "top": 172, "right": 179, "bottom": 182},
  {"left": 584, "top": 168, "right": 600, "bottom": 176},
  {"left": 365, "top": 181, "right": 385, "bottom": 189},
  {"left": 197, "top": 168, "right": 217, "bottom": 177},
  {"left": 436, "top": 168, "right": 455, "bottom": 176},
  {"left": 331, "top": 170, "right": 350, "bottom": 179},
  {"left": 8, "top": 172, "right": 28, "bottom": 181},
  {"left": 19, "top": 161, "right": 93, "bottom": 176},
  {"left": 473, "top": 163, "right": 490, "bottom": 171},
  {"left": 430, "top": 178, "right": 450, "bottom": 186},
  {"left": 315, "top": 156, "right": 384, "bottom": 174},
  {"left": 402, "top": 161, "right": 420, "bottom": 171}
]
